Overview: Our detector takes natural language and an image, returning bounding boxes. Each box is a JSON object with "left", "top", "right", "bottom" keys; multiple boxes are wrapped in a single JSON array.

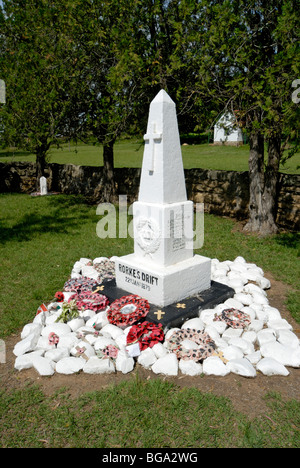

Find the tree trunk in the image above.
[
  {"left": 35, "top": 148, "right": 47, "bottom": 191},
  {"left": 262, "top": 134, "right": 280, "bottom": 234},
  {"left": 244, "top": 131, "right": 280, "bottom": 236},
  {"left": 102, "top": 138, "right": 117, "bottom": 203},
  {"left": 244, "top": 131, "right": 265, "bottom": 233}
]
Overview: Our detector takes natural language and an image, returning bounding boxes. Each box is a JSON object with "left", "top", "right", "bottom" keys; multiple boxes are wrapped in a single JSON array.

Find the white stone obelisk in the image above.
[{"left": 115, "top": 90, "right": 211, "bottom": 307}]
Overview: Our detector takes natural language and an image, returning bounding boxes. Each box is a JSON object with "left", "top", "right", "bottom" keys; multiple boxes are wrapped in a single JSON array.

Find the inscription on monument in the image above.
[
  {"left": 118, "top": 263, "right": 159, "bottom": 293},
  {"left": 170, "top": 208, "right": 185, "bottom": 251}
]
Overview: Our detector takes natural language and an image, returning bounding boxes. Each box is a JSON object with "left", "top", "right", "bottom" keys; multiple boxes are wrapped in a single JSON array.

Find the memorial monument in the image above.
[
  {"left": 115, "top": 90, "right": 211, "bottom": 306},
  {"left": 107, "top": 90, "right": 234, "bottom": 328}
]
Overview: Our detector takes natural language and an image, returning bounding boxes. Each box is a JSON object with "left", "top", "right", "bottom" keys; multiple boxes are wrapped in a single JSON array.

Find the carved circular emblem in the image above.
[{"left": 135, "top": 217, "right": 161, "bottom": 255}]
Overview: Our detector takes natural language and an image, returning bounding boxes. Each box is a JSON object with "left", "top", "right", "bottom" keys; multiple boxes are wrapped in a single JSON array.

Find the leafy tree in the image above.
[
  {"left": 0, "top": 0, "right": 82, "bottom": 188},
  {"left": 169, "top": 0, "right": 300, "bottom": 235}
]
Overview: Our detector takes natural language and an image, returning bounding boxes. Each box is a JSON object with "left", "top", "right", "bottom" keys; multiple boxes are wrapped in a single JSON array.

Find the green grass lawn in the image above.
[
  {"left": 0, "top": 193, "right": 299, "bottom": 448},
  {"left": 1, "top": 138, "right": 299, "bottom": 173}
]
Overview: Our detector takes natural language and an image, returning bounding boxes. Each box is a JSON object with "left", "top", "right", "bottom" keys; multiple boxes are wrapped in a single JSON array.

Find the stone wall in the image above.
[{"left": 0, "top": 161, "right": 299, "bottom": 230}]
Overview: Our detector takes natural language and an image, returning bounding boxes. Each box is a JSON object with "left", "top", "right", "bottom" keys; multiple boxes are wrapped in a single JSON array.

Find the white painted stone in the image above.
[
  {"left": 290, "top": 347, "right": 300, "bottom": 367},
  {"left": 224, "top": 298, "right": 244, "bottom": 310},
  {"left": 227, "top": 358, "right": 256, "bottom": 377},
  {"left": 204, "top": 325, "right": 220, "bottom": 342},
  {"left": 230, "top": 263, "right": 248, "bottom": 274},
  {"left": 222, "top": 327, "right": 243, "bottom": 341},
  {"left": 240, "top": 306, "right": 256, "bottom": 321},
  {"left": 86, "top": 310, "right": 109, "bottom": 329},
  {"left": 208, "top": 320, "right": 227, "bottom": 335},
  {"left": 40, "top": 176, "right": 48, "bottom": 195},
  {"left": 151, "top": 353, "right": 179, "bottom": 376},
  {"left": 246, "top": 350, "right": 262, "bottom": 365},
  {"left": 257, "top": 328, "right": 276, "bottom": 346},
  {"left": 56, "top": 357, "right": 85, "bottom": 374},
  {"left": 101, "top": 323, "right": 124, "bottom": 340},
  {"left": 226, "top": 278, "right": 245, "bottom": 291},
  {"left": 213, "top": 337, "right": 228, "bottom": 348},
  {"left": 181, "top": 317, "right": 204, "bottom": 330},
  {"left": 32, "top": 356, "right": 55, "bottom": 376},
  {"left": 213, "top": 268, "right": 228, "bottom": 278},
  {"left": 57, "top": 332, "right": 79, "bottom": 351},
  {"left": 228, "top": 337, "right": 255, "bottom": 355},
  {"left": 199, "top": 309, "right": 215, "bottom": 324},
  {"left": 263, "top": 306, "right": 281, "bottom": 321},
  {"left": 71, "top": 260, "right": 84, "bottom": 273},
  {"left": 257, "top": 276, "right": 271, "bottom": 290},
  {"left": 116, "top": 350, "right": 135, "bottom": 374},
  {"left": 248, "top": 319, "right": 264, "bottom": 333},
  {"left": 256, "top": 358, "right": 289, "bottom": 376},
  {"left": 93, "top": 335, "right": 117, "bottom": 351},
  {"left": 115, "top": 333, "right": 127, "bottom": 350},
  {"left": 137, "top": 347, "right": 157, "bottom": 368},
  {"left": 14, "top": 350, "right": 45, "bottom": 371},
  {"left": 267, "top": 319, "right": 293, "bottom": 331},
  {"left": 83, "top": 356, "right": 115, "bottom": 374},
  {"left": 45, "top": 312, "right": 61, "bottom": 325},
  {"left": 41, "top": 323, "right": 71, "bottom": 337},
  {"left": 260, "top": 342, "right": 300, "bottom": 367},
  {"left": 152, "top": 342, "right": 168, "bottom": 358},
  {"left": 70, "top": 340, "right": 95, "bottom": 359},
  {"left": 251, "top": 292, "right": 269, "bottom": 306},
  {"left": 67, "top": 317, "right": 85, "bottom": 332},
  {"left": 255, "top": 308, "right": 269, "bottom": 323},
  {"left": 179, "top": 359, "right": 203, "bottom": 376},
  {"left": 45, "top": 347, "right": 69, "bottom": 362},
  {"left": 21, "top": 323, "right": 42, "bottom": 340},
  {"left": 242, "top": 331, "right": 257, "bottom": 344},
  {"left": 244, "top": 283, "right": 267, "bottom": 296},
  {"left": 213, "top": 303, "right": 228, "bottom": 314},
  {"left": 13, "top": 331, "right": 40, "bottom": 356},
  {"left": 234, "top": 256, "right": 246, "bottom": 264},
  {"left": 222, "top": 345, "right": 244, "bottom": 361},
  {"left": 81, "top": 309, "right": 96, "bottom": 322},
  {"left": 234, "top": 293, "right": 253, "bottom": 306},
  {"left": 276, "top": 330, "right": 299, "bottom": 348},
  {"left": 81, "top": 265, "right": 99, "bottom": 280},
  {"left": 203, "top": 356, "right": 229, "bottom": 376},
  {"left": 36, "top": 335, "right": 54, "bottom": 351}
]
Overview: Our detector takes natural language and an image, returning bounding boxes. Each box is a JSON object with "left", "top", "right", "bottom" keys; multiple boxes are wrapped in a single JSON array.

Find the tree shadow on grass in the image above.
[
  {"left": 0, "top": 196, "right": 92, "bottom": 244},
  {"left": 276, "top": 232, "right": 300, "bottom": 255}
]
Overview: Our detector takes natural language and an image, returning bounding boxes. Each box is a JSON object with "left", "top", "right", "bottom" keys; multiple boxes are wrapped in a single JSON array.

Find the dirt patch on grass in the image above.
[{"left": 1, "top": 272, "right": 299, "bottom": 420}]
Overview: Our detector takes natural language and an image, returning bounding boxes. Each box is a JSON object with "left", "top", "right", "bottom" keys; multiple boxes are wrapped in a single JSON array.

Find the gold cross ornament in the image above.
[
  {"left": 154, "top": 310, "right": 165, "bottom": 320},
  {"left": 176, "top": 303, "right": 186, "bottom": 309}
]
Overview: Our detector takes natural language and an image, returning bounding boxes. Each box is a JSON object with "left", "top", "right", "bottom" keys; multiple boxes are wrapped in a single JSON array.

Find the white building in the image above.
[{"left": 213, "top": 112, "right": 243, "bottom": 146}]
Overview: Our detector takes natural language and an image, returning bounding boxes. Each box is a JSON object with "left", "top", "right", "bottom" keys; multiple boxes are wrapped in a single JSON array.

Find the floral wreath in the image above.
[
  {"left": 63, "top": 277, "right": 100, "bottom": 293},
  {"left": 69, "top": 291, "right": 109, "bottom": 312},
  {"left": 126, "top": 321, "right": 164, "bottom": 351},
  {"left": 213, "top": 308, "right": 251, "bottom": 329},
  {"left": 166, "top": 328, "right": 216, "bottom": 362},
  {"left": 107, "top": 294, "right": 150, "bottom": 327}
]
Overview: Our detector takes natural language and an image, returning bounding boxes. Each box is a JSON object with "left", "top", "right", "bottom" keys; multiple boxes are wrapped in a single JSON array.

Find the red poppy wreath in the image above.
[
  {"left": 69, "top": 291, "right": 109, "bottom": 312},
  {"left": 107, "top": 294, "right": 150, "bottom": 328},
  {"left": 126, "top": 321, "right": 164, "bottom": 351}
]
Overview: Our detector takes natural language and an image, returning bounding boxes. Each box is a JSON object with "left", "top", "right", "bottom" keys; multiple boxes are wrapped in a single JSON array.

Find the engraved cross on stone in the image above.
[{"left": 143, "top": 121, "right": 162, "bottom": 173}]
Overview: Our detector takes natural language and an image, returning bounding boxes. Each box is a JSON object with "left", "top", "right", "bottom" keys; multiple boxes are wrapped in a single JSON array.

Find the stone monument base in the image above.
[
  {"left": 98, "top": 278, "right": 234, "bottom": 329},
  {"left": 115, "top": 254, "right": 211, "bottom": 308}
]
